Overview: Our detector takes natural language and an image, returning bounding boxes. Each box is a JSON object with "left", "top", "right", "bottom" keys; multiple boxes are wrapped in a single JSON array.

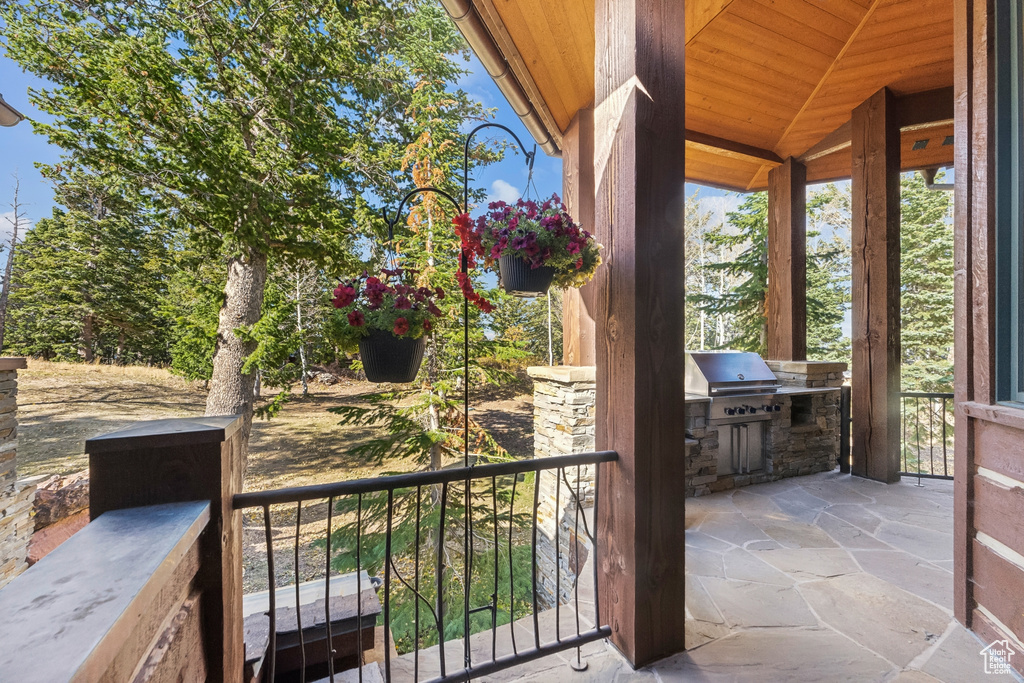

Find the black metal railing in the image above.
[
  {"left": 233, "top": 450, "right": 616, "bottom": 683},
  {"left": 899, "top": 392, "right": 954, "bottom": 480},
  {"left": 839, "top": 388, "right": 954, "bottom": 480}
]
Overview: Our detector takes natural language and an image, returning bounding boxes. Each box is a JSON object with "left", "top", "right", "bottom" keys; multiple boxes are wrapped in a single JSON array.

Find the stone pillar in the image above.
[
  {"left": 0, "top": 357, "right": 32, "bottom": 590},
  {"left": 527, "top": 365, "right": 596, "bottom": 605}
]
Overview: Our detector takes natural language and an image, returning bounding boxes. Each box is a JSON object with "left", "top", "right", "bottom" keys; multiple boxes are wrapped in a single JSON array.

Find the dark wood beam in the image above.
[
  {"left": 800, "top": 87, "right": 955, "bottom": 163},
  {"left": 767, "top": 158, "right": 807, "bottom": 361},
  {"left": 850, "top": 87, "right": 901, "bottom": 484},
  {"left": 562, "top": 108, "right": 596, "bottom": 366},
  {"left": 685, "top": 129, "right": 783, "bottom": 166},
  {"left": 594, "top": 0, "right": 687, "bottom": 667}
]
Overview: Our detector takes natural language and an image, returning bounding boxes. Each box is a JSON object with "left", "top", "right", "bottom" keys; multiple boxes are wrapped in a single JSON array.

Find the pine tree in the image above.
[
  {"left": 7, "top": 167, "right": 170, "bottom": 363},
  {"left": 900, "top": 172, "right": 954, "bottom": 392},
  {"left": 689, "top": 187, "right": 851, "bottom": 359}
]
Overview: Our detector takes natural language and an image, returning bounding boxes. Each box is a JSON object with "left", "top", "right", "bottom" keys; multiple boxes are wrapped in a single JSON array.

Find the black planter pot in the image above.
[
  {"left": 358, "top": 328, "right": 426, "bottom": 383},
  {"left": 498, "top": 254, "right": 556, "bottom": 298}
]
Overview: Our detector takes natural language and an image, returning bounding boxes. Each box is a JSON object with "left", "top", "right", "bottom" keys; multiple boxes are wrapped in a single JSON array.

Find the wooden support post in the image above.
[
  {"left": 562, "top": 107, "right": 597, "bottom": 366},
  {"left": 594, "top": 0, "right": 687, "bottom": 667},
  {"left": 850, "top": 87, "right": 901, "bottom": 483},
  {"left": 767, "top": 158, "right": 807, "bottom": 361},
  {"left": 86, "top": 416, "right": 245, "bottom": 683}
]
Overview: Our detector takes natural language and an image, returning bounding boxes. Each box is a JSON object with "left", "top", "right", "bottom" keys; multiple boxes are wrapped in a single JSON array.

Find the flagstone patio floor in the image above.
[{"left": 458, "top": 470, "right": 1023, "bottom": 682}]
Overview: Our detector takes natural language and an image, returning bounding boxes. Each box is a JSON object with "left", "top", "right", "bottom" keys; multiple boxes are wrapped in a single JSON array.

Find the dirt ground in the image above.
[{"left": 16, "top": 360, "right": 535, "bottom": 592}]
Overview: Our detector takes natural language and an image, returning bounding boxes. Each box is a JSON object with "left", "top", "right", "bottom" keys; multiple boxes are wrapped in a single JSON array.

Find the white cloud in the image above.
[
  {"left": 0, "top": 212, "right": 31, "bottom": 245},
  {"left": 487, "top": 179, "right": 521, "bottom": 204}
]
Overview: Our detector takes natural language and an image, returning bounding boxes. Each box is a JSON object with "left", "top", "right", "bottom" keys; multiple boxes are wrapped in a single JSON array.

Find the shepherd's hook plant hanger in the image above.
[{"left": 381, "top": 123, "right": 537, "bottom": 468}]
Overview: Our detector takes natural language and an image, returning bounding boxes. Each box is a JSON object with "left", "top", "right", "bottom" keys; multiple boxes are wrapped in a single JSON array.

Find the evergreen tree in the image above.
[
  {"left": 900, "top": 172, "right": 954, "bottom": 392},
  {"left": 7, "top": 168, "right": 169, "bottom": 363},
  {"left": 689, "top": 187, "right": 851, "bottom": 359}
]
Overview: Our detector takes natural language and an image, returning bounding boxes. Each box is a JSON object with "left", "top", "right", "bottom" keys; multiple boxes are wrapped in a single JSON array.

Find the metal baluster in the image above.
[
  {"left": 264, "top": 505, "right": 277, "bottom": 683},
  {"left": 357, "top": 494, "right": 363, "bottom": 683},
  {"left": 508, "top": 474, "right": 518, "bottom": 656},
  {"left": 928, "top": 397, "right": 936, "bottom": 476},
  {"left": 463, "top": 476, "right": 472, "bottom": 671},
  {"left": 325, "top": 497, "right": 335, "bottom": 683},
  {"left": 531, "top": 470, "right": 541, "bottom": 650},
  {"left": 295, "top": 502, "right": 306, "bottom": 683},
  {"left": 437, "top": 482, "right": 448, "bottom": 679},
  {"left": 491, "top": 476, "right": 499, "bottom": 663},
  {"left": 901, "top": 396, "right": 907, "bottom": 473},
  {"left": 921, "top": 395, "right": 929, "bottom": 485},
  {"left": 384, "top": 489, "right": 394, "bottom": 682},
  {"left": 555, "top": 469, "right": 561, "bottom": 643},
  {"left": 571, "top": 465, "right": 585, "bottom": 672},
  {"left": 943, "top": 397, "right": 950, "bottom": 477},
  {"left": 415, "top": 486, "right": 422, "bottom": 683},
  {"left": 592, "top": 460, "right": 602, "bottom": 629}
]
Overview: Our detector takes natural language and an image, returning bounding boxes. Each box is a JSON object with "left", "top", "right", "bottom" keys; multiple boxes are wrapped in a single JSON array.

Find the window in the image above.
[{"left": 995, "top": 0, "right": 1024, "bottom": 404}]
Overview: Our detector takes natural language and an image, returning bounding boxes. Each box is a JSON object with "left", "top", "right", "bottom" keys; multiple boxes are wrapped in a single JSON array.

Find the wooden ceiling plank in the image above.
[
  {"left": 732, "top": 1, "right": 848, "bottom": 55},
  {"left": 815, "top": 0, "right": 876, "bottom": 26},
  {"left": 686, "top": 61, "right": 811, "bottom": 109},
  {"left": 747, "top": 0, "right": 856, "bottom": 41},
  {"left": 687, "top": 81, "right": 800, "bottom": 123},
  {"left": 686, "top": 0, "right": 738, "bottom": 45},
  {"left": 773, "top": 0, "right": 884, "bottom": 155},
  {"left": 689, "top": 37, "right": 822, "bottom": 88},
  {"left": 717, "top": 11, "right": 838, "bottom": 63},
  {"left": 699, "top": 25, "right": 832, "bottom": 81}
]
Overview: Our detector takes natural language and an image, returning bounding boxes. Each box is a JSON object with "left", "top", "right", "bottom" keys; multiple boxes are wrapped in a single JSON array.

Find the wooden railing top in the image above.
[
  {"left": 85, "top": 414, "right": 242, "bottom": 453},
  {"left": 0, "top": 501, "right": 210, "bottom": 682}
]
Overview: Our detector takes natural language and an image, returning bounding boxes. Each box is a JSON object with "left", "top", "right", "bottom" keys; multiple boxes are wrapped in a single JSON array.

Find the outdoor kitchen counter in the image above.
[
  {"left": 773, "top": 386, "right": 842, "bottom": 396},
  {"left": 685, "top": 393, "right": 711, "bottom": 403}
]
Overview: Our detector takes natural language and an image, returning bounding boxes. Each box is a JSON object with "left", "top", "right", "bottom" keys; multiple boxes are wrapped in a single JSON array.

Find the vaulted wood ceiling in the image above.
[{"left": 476, "top": 0, "right": 954, "bottom": 191}]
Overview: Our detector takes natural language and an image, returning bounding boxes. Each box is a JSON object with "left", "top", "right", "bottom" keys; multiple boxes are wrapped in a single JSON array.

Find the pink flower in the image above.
[
  {"left": 347, "top": 310, "right": 365, "bottom": 326},
  {"left": 332, "top": 283, "right": 357, "bottom": 309},
  {"left": 393, "top": 317, "right": 410, "bottom": 336}
]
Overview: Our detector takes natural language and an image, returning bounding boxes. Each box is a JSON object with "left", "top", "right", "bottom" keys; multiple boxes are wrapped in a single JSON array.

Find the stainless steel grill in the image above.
[
  {"left": 686, "top": 351, "right": 781, "bottom": 476},
  {"left": 685, "top": 351, "right": 780, "bottom": 397}
]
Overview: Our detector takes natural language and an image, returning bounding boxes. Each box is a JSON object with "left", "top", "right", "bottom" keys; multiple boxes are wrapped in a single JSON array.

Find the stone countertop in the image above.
[
  {"left": 774, "top": 386, "right": 843, "bottom": 396},
  {"left": 686, "top": 393, "right": 712, "bottom": 403}
]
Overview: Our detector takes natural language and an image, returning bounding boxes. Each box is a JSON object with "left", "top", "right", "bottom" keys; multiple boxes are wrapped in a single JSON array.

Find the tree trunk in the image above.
[
  {"left": 0, "top": 176, "right": 23, "bottom": 352},
  {"left": 206, "top": 248, "right": 268, "bottom": 454},
  {"left": 296, "top": 272, "right": 308, "bottom": 397},
  {"left": 81, "top": 314, "right": 95, "bottom": 362}
]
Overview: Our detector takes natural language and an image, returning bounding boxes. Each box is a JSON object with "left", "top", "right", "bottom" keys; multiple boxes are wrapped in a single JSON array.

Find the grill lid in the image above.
[{"left": 685, "top": 351, "right": 779, "bottom": 396}]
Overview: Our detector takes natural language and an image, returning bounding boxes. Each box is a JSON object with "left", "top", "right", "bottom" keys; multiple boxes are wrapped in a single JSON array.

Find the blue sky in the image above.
[{"left": 0, "top": 45, "right": 739, "bottom": 232}]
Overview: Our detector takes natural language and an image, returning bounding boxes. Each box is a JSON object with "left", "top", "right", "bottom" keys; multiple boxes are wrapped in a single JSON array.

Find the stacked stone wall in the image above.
[
  {"left": 0, "top": 359, "right": 32, "bottom": 589},
  {"left": 527, "top": 366, "right": 596, "bottom": 606}
]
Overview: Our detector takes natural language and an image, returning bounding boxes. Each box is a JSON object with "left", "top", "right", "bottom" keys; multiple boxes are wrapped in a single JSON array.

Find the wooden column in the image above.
[
  {"left": 850, "top": 87, "right": 901, "bottom": 483},
  {"left": 562, "top": 107, "right": 596, "bottom": 366},
  {"left": 594, "top": 0, "right": 687, "bottom": 667},
  {"left": 86, "top": 416, "right": 245, "bottom": 683},
  {"left": 767, "top": 158, "right": 807, "bottom": 361}
]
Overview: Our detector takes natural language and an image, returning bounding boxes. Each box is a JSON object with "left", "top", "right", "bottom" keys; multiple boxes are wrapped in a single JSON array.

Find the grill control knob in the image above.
[
  {"left": 725, "top": 408, "right": 737, "bottom": 416},
  {"left": 762, "top": 405, "right": 773, "bottom": 413},
  {"left": 774, "top": 405, "right": 781, "bottom": 412},
  {"left": 737, "top": 407, "right": 747, "bottom": 415}
]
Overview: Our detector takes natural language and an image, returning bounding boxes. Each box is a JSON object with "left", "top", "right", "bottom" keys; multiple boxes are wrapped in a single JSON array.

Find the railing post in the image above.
[
  {"left": 85, "top": 416, "right": 245, "bottom": 683},
  {"left": 840, "top": 385, "right": 851, "bottom": 474}
]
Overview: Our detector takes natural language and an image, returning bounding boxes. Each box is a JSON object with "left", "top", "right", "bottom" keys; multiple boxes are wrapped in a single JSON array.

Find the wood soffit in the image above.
[{"left": 466, "top": 0, "right": 954, "bottom": 191}]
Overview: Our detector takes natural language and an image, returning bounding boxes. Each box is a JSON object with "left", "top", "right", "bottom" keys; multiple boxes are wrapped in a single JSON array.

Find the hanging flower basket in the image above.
[
  {"left": 330, "top": 268, "right": 444, "bottom": 384},
  {"left": 498, "top": 253, "right": 556, "bottom": 297},
  {"left": 358, "top": 328, "right": 427, "bottom": 383},
  {"left": 454, "top": 194, "right": 601, "bottom": 300}
]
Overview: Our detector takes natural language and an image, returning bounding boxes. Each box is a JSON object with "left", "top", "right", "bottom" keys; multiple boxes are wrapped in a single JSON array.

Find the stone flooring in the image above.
[{"left": 444, "top": 470, "right": 1023, "bottom": 683}]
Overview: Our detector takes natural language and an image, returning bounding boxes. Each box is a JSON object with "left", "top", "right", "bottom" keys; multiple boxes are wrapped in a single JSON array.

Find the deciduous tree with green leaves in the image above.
[{"left": 1, "top": 0, "right": 471, "bottom": 449}]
